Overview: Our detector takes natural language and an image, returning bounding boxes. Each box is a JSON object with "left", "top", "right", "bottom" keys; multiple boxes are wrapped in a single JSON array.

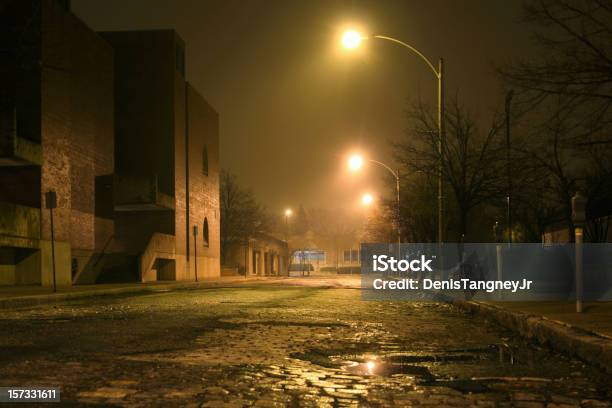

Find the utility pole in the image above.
[
  {"left": 505, "top": 90, "right": 514, "bottom": 244},
  {"left": 395, "top": 168, "right": 401, "bottom": 261},
  {"left": 438, "top": 58, "right": 445, "bottom": 245}
]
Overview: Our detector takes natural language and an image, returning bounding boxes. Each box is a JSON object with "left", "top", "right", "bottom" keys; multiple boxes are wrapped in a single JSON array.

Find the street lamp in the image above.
[
  {"left": 284, "top": 208, "right": 292, "bottom": 241},
  {"left": 348, "top": 154, "right": 364, "bottom": 171},
  {"left": 342, "top": 30, "right": 445, "bottom": 244},
  {"left": 349, "top": 154, "right": 401, "bottom": 249},
  {"left": 361, "top": 193, "right": 374, "bottom": 206},
  {"left": 342, "top": 30, "right": 363, "bottom": 49}
]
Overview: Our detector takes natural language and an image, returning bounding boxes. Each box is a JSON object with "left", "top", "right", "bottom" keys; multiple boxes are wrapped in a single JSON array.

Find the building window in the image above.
[
  {"left": 203, "top": 218, "right": 209, "bottom": 247},
  {"left": 202, "top": 145, "right": 209, "bottom": 176}
]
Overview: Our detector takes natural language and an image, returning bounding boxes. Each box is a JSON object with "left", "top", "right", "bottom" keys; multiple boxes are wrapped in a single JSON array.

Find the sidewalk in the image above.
[
  {"left": 452, "top": 300, "right": 612, "bottom": 374},
  {"left": 486, "top": 301, "right": 612, "bottom": 338}
]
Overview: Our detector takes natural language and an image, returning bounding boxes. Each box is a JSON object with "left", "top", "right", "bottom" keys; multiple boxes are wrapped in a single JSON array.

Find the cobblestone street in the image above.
[{"left": 0, "top": 282, "right": 610, "bottom": 407}]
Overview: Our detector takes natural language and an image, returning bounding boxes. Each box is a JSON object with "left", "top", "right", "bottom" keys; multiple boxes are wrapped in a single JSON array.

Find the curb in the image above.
[{"left": 452, "top": 300, "right": 612, "bottom": 374}]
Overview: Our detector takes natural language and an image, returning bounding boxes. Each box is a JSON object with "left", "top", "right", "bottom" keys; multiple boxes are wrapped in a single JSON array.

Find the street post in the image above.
[
  {"left": 494, "top": 221, "right": 504, "bottom": 300},
  {"left": 572, "top": 192, "right": 586, "bottom": 313},
  {"left": 193, "top": 225, "right": 198, "bottom": 282},
  {"left": 45, "top": 191, "right": 57, "bottom": 293}
]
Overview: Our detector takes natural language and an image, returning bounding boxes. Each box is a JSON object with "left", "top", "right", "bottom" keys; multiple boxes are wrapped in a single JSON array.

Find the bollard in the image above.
[{"left": 575, "top": 226, "right": 583, "bottom": 313}]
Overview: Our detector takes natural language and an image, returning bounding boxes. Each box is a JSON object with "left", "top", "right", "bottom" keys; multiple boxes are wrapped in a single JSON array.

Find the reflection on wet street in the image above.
[{"left": 0, "top": 285, "right": 610, "bottom": 406}]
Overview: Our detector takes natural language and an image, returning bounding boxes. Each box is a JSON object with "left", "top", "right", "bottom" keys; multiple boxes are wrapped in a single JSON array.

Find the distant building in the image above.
[
  {"left": 223, "top": 234, "right": 288, "bottom": 276},
  {"left": 288, "top": 230, "right": 362, "bottom": 275},
  {"left": 0, "top": 0, "right": 114, "bottom": 286},
  {"left": 290, "top": 239, "right": 362, "bottom": 275}
]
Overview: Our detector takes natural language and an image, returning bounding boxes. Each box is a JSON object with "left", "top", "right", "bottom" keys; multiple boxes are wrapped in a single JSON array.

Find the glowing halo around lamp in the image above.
[
  {"left": 361, "top": 193, "right": 374, "bottom": 206},
  {"left": 342, "top": 30, "right": 363, "bottom": 49},
  {"left": 348, "top": 154, "right": 364, "bottom": 171}
]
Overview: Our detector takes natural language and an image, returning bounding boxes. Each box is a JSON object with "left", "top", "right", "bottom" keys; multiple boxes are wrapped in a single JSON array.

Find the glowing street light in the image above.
[
  {"left": 348, "top": 153, "right": 401, "bottom": 247},
  {"left": 284, "top": 208, "right": 292, "bottom": 242},
  {"left": 361, "top": 193, "right": 374, "bottom": 206},
  {"left": 348, "top": 154, "right": 364, "bottom": 171},
  {"left": 341, "top": 28, "right": 446, "bottom": 244},
  {"left": 341, "top": 30, "right": 363, "bottom": 49}
]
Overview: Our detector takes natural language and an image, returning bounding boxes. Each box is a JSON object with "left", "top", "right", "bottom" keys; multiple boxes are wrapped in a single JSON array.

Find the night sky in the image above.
[{"left": 72, "top": 0, "right": 537, "bottom": 213}]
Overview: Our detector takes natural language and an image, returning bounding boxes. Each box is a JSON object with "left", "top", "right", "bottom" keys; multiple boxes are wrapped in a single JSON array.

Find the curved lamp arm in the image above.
[
  {"left": 369, "top": 159, "right": 399, "bottom": 180},
  {"left": 370, "top": 35, "right": 440, "bottom": 79}
]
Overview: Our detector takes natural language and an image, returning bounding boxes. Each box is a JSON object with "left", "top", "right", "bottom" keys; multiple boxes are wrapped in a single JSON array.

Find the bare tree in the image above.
[
  {"left": 510, "top": 97, "right": 612, "bottom": 242},
  {"left": 361, "top": 205, "right": 396, "bottom": 244},
  {"left": 512, "top": 97, "right": 585, "bottom": 241},
  {"left": 393, "top": 97, "right": 504, "bottom": 240},
  {"left": 498, "top": 0, "right": 612, "bottom": 242},
  {"left": 584, "top": 143, "right": 612, "bottom": 241},
  {"left": 397, "top": 172, "right": 437, "bottom": 243},
  {"left": 220, "top": 170, "right": 269, "bottom": 264},
  {"left": 500, "top": 0, "right": 612, "bottom": 143}
]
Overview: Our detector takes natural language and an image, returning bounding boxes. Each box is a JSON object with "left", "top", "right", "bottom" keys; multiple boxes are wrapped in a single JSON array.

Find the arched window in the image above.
[
  {"left": 202, "top": 145, "right": 209, "bottom": 176},
  {"left": 203, "top": 217, "right": 210, "bottom": 247}
]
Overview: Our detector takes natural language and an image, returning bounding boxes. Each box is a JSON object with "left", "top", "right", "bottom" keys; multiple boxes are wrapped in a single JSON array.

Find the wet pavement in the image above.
[{"left": 0, "top": 284, "right": 610, "bottom": 407}]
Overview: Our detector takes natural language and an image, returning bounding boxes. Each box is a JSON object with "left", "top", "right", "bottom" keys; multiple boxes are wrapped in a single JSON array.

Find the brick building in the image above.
[
  {"left": 0, "top": 1, "right": 220, "bottom": 286},
  {"left": 100, "top": 30, "right": 220, "bottom": 282},
  {"left": 0, "top": 0, "right": 114, "bottom": 286}
]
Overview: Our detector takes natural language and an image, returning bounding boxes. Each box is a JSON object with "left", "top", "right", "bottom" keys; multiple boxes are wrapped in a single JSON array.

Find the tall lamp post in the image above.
[
  {"left": 342, "top": 31, "right": 445, "bottom": 243},
  {"left": 505, "top": 90, "right": 514, "bottom": 244},
  {"left": 284, "top": 209, "right": 292, "bottom": 276},
  {"left": 284, "top": 208, "right": 292, "bottom": 241},
  {"left": 349, "top": 154, "right": 401, "bottom": 250}
]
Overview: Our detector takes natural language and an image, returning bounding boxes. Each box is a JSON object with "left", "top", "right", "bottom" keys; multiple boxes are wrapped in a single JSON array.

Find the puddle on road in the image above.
[
  {"left": 343, "top": 359, "right": 434, "bottom": 379},
  {"left": 294, "top": 343, "right": 514, "bottom": 374},
  {"left": 291, "top": 341, "right": 551, "bottom": 393}
]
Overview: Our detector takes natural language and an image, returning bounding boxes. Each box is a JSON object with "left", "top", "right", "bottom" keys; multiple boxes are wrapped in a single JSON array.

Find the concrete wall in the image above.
[
  {"left": 40, "top": 240, "right": 71, "bottom": 286},
  {"left": 0, "top": 247, "right": 40, "bottom": 285}
]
